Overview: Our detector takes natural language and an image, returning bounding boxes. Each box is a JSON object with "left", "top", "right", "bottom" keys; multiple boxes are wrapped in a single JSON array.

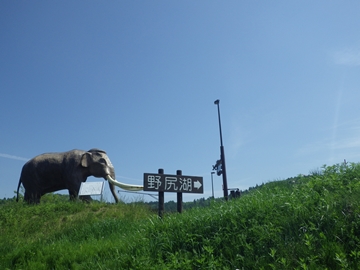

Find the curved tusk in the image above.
[{"left": 106, "top": 175, "right": 144, "bottom": 191}]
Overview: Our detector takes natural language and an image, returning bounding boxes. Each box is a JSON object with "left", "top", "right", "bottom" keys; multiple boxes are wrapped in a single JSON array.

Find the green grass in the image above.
[{"left": 1, "top": 163, "right": 360, "bottom": 269}]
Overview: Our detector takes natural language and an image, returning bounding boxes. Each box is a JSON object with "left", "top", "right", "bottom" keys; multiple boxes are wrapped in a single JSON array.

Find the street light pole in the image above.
[
  {"left": 211, "top": 172, "right": 215, "bottom": 198},
  {"left": 214, "top": 99, "right": 228, "bottom": 201}
]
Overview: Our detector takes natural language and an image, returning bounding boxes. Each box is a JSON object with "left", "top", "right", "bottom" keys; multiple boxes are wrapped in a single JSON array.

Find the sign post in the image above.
[
  {"left": 143, "top": 170, "right": 204, "bottom": 217},
  {"left": 176, "top": 170, "right": 182, "bottom": 213},
  {"left": 158, "top": 168, "right": 164, "bottom": 218}
]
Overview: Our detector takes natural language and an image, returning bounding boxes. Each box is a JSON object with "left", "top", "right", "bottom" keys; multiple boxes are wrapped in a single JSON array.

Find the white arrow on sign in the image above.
[{"left": 194, "top": 180, "right": 202, "bottom": 189}]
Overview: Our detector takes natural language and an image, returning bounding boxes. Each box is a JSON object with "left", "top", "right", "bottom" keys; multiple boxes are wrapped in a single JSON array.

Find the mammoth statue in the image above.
[{"left": 16, "top": 148, "right": 143, "bottom": 204}]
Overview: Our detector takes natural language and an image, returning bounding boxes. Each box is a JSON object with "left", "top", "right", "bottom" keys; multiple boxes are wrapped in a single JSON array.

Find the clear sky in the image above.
[{"left": 1, "top": 1, "right": 360, "bottom": 203}]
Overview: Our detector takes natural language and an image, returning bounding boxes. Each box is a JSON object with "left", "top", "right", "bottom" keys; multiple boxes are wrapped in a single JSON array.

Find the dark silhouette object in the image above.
[
  {"left": 213, "top": 159, "right": 223, "bottom": 176},
  {"left": 230, "top": 188, "right": 241, "bottom": 199}
]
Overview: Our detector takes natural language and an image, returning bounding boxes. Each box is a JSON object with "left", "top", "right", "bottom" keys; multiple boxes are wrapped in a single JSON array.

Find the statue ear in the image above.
[{"left": 81, "top": 152, "right": 91, "bottom": 167}]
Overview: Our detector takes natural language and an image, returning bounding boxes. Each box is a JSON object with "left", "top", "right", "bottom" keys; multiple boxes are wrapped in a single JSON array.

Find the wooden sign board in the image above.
[{"left": 143, "top": 173, "right": 203, "bottom": 194}]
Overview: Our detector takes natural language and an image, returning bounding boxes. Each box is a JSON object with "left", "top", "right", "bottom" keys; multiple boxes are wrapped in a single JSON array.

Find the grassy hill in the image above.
[{"left": 1, "top": 163, "right": 360, "bottom": 269}]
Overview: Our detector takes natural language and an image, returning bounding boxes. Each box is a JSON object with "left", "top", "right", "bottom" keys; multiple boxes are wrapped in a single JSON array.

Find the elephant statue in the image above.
[{"left": 16, "top": 148, "right": 120, "bottom": 203}]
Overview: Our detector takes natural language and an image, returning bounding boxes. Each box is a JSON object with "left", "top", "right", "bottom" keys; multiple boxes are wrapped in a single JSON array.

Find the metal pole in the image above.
[
  {"left": 215, "top": 100, "right": 224, "bottom": 147},
  {"left": 211, "top": 172, "right": 215, "bottom": 198},
  {"left": 214, "top": 99, "right": 228, "bottom": 201},
  {"left": 220, "top": 145, "right": 228, "bottom": 200}
]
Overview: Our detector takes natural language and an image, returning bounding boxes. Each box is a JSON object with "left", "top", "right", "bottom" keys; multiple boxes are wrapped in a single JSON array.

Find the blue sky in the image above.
[{"left": 1, "top": 1, "right": 360, "bottom": 203}]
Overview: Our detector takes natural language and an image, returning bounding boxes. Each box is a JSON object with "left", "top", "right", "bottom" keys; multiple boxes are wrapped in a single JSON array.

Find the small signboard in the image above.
[
  {"left": 79, "top": 181, "right": 104, "bottom": 196},
  {"left": 143, "top": 173, "right": 204, "bottom": 194}
]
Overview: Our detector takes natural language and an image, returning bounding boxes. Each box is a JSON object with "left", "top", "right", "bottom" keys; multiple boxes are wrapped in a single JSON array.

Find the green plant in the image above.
[{"left": 2, "top": 162, "right": 360, "bottom": 269}]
